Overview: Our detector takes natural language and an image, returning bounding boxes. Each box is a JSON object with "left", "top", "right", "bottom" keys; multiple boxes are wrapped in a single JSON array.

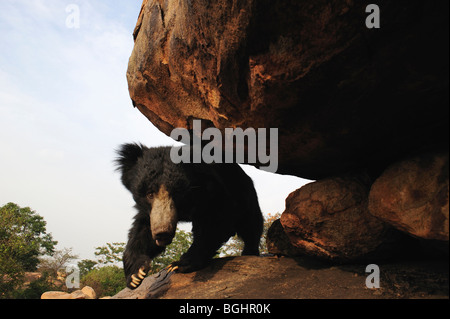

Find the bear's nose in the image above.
[{"left": 154, "top": 232, "right": 173, "bottom": 247}]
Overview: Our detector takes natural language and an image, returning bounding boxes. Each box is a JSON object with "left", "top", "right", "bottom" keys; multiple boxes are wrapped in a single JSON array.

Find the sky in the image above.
[{"left": 0, "top": 0, "right": 309, "bottom": 261}]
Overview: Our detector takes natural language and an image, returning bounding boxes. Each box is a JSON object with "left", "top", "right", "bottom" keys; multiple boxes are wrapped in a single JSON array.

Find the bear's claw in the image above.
[
  {"left": 130, "top": 267, "right": 147, "bottom": 288},
  {"left": 165, "top": 264, "right": 179, "bottom": 273},
  {"left": 129, "top": 265, "right": 177, "bottom": 289}
]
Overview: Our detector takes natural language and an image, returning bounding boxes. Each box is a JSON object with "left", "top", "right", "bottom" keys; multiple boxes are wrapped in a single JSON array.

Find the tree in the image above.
[
  {"left": 0, "top": 202, "right": 57, "bottom": 298},
  {"left": 76, "top": 243, "right": 125, "bottom": 278},
  {"left": 77, "top": 243, "right": 127, "bottom": 298},
  {"left": 78, "top": 259, "right": 98, "bottom": 278},
  {"left": 81, "top": 266, "right": 125, "bottom": 298},
  {"left": 11, "top": 272, "right": 59, "bottom": 299},
  {"left": 38, "top": 248, "right": 79, "bottom": 278},
  {"left": 94, "top": 242, "right": 124, "bottom": 265}
]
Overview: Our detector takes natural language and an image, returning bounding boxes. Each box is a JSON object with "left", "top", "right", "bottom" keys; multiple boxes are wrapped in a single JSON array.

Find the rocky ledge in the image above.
[{"left": 112, "top": 256, "right": 448, "bottom": 299}]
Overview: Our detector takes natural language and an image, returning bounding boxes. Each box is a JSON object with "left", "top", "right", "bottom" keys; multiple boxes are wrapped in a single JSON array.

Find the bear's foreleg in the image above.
[
  {"left": 169, "top": 218, "right": 233, "bottom": 273},
  {"left": 123, "top": 215, "right": 165, "bottom": 289}
]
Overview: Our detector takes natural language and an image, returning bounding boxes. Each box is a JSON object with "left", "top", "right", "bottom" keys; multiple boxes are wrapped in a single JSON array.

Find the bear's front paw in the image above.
[
  {"left": 169, "top": 258, "right": 209, "bottom": 273},
  {"left": 127, "top": 266, "right": 148, "bottom": 289}
]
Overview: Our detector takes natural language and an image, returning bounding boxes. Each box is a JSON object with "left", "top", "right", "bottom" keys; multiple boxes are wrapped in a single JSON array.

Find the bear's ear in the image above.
[{"left": 115, "top": 143, "right": 145, "bottom": 190}]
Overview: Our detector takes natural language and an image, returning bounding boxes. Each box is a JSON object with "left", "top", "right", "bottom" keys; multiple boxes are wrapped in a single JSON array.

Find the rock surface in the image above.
[
  {"left": 266, "top": 219, "right": 303, "bottom": 257},
  {"left": 279, "top": 175, "right": 404, "bottom": 262},
  {"left": 369, "top": 153, "right": 449, "bottom": 241},
  {"left": 127, "top": 0, "right": 449, "bottom": 180},
  {"left": 112, "top": 256, "right": 449, "bottom": 299},
  {"left": 80, "top": 286, "right": 97, "bottom": 299},
  {"left": 123, "top": 0, "right": 449, "bottom": 296},
  {"left": 41, "top": 291, "right": 71, "bottom": 300},
  {"left": 41, "top": 286, "right": 97, "bottom": 300}
]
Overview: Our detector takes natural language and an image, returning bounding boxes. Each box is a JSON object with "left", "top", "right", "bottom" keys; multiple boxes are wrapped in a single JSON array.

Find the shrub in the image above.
[
  {"left": 81, "top": 266, "right": 126, "bottom": 298},
  {"left": 12, "top": 272, "right": 59, "bottom": 299}
]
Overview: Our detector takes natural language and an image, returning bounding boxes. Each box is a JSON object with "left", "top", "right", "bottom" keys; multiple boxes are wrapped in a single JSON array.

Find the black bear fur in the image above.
[{"left": 116, "top": 143, "right": 263, "bottom": 289}]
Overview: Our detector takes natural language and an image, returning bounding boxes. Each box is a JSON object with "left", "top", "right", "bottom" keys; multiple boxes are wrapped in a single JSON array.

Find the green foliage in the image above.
[
  {"left": 0, "top": 202, "right": 57, "bottom": 299},
  {"left": 11, "top": 272, "right": 59, "bottom": 299},
  {"left": 0, "top": 209, "right": 279, "bottom": 299},
  {"left": 81, "top": 266, "right": 126, "bottom": 298},
  {"left": 78, "top": 259, "right": 98, "bottom": 278},
  {"left": 149, "top": 228, "right": 193, "bottom": 274},
  {"left": 217, "top": 234, "right": 244, "bottom": 257},
  {"left": 218, "top": 212, "right": 281, "bottom": 257},
  {"left": 76, "top": 243, "right": 126, "bottom": 298},
  {"left": 260, "top": 212, "right": 282, "bottom": 254},
  {"left": 94, "top": 242, "right": 124, "bottom": 265}
]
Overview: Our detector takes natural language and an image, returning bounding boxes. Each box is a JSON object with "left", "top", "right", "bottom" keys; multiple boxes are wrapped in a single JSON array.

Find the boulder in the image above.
[
  {"left": 81, "top": 286, "right": 97, "bottom": 299},
  {"left": 279, "top": 175, "right": 403, "bottom": 262},
  {"left": 41, "top": 291, "right": 71, "bottom": 300},
  {"left": 127, "top": 0, "right": 449, "bottom": 180},
  {"left": 266, "top": 219, "right": 302, "bottom": 256},
  {"left": 124, "top": 0, "right": 448, "bottom": 277},
  {"left": 70, "top": 290, "right": 89, "bottom": 299},
  {"left": 41, "top": 286, "right": 97, "bottom": 299},
  {"left": 369, "top": 152, "right": 449, "bottom": 241}
]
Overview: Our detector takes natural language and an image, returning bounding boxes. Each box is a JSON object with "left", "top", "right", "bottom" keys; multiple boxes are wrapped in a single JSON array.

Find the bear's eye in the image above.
[{"left": 146, "top": 193, "right": 154, "bottom": 201}]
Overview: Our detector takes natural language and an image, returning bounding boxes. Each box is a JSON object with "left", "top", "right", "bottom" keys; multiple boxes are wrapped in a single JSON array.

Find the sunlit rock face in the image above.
[
  {"left": 369, "top": 152, "right": 449, "bottom": 241},
  {"left": 279, "top": 175, "right": 405, "bottom": 262},
  {"left": 127, "top": 0, "right": 448, "bottom": 180},
  {"left": 126, "top": 0, "right": 449, "bottom": 260}
]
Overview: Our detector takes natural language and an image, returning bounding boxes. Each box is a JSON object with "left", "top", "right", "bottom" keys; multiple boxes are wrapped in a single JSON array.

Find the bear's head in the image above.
[{"left": 115, "top": 143, "right": 191, "bottom": 247}]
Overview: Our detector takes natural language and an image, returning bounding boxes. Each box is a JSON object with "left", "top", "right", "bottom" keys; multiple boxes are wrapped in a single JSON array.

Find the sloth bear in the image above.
[{"left": 116, "top": 143, "right": 263, "bottom": 289}]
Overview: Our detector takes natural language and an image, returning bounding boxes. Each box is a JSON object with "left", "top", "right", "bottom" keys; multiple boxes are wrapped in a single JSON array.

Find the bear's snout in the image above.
[
  {"left": 154, "top": 232, "right": 174, "bottom": 247},
  {"left": 150, "top": 184, "right": 177, "bottom": 247}
]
